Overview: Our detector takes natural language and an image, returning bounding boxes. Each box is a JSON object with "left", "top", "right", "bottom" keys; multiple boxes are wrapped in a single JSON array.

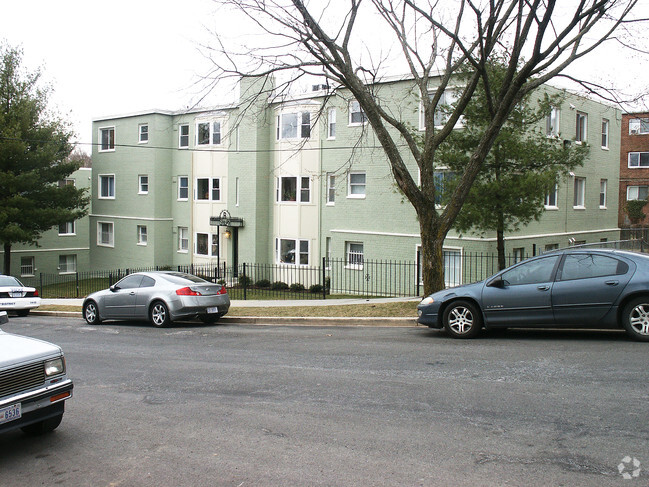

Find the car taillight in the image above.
[
  {"left": 217, "top": 286, "right": 227, "bottom": 295},
  {"left": 176, "top": 287, "right": 202, "bottom": 296},
  {"left": 33, "top": 289, "right": 39, "bottom": 297}
]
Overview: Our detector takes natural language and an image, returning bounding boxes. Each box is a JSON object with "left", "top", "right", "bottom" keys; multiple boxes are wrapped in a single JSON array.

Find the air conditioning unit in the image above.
[{"left": 631, "top": 129, "right": 640, "bottom": 135}]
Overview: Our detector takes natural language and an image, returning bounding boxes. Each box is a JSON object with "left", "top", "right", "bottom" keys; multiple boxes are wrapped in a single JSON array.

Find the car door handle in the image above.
[
  {"left": 129, "top": 291, "right": 136, "bottom": 295},
  {"left": 605, "top": 280, "right": 619, "bottom": 286},
  {"left": 537, "top": 285, "right": 550, "bottom": 291}
]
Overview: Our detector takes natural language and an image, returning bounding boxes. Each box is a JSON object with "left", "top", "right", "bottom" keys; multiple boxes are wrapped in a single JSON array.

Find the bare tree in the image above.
[{"left": 206, "top": 0, "right": 645, "bottom": 294}]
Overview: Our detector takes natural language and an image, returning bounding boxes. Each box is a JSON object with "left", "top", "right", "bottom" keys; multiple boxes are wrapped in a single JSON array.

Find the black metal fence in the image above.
[{"left": 16, "top": 240, "right": 649, "bottom": 300}]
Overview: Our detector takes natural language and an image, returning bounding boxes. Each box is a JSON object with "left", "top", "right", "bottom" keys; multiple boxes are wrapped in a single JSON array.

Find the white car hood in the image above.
[{"left": 0, "top": 329, "right": 62, "bottom": 368}]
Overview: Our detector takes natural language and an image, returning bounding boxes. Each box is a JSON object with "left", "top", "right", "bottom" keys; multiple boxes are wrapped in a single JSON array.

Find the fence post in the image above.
[
  {"left": 39, "top": 273, "right": 43, "bottom": 299},
  {"left": 416, "top": 251, "right": 421, "bottom": 297},
  {"left": 75, "top": 272, "right": 80, "bottom": 298},
  {"left": 243, "top": 263, "right": 247, "bottom": 300},
  {"left": 322, "top": 257, "right": 326, "bottom": 300}
]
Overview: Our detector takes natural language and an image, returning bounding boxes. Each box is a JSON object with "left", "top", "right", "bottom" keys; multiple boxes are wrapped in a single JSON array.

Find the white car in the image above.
[
  {"left": 0, "top": 275, "right": 41, "bottom": 316},
  {"left": 0, "top": 311, "right": 73, "bottom": 435}
]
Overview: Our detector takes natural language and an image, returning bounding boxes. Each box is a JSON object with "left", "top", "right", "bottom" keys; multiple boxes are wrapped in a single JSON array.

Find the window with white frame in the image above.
[
  {"left": 327, "top": 173, "right": 336, "bottom": 204},
  {"left": 58, "top": 178, "right": 75, "bottom": 188},
  {"left": 235, "top": 177, "right": 240, "bottom": 206},
  {"left": 59, "top": 221, "right": 75, "bottom": 235},
  {"left": 99, "top": 127, "right": 115, "bottom": 151},
  {"left": 601, "top": 119, "right": 609, "bottom": 149},
  {"left": 348, "top": 172, "right": 366, "bottom": 198},
  {"left": 179, "top": 124, "right": 190, "bottom": 148},
  {"left": 195, "top": 178, "right": 221, "bottom": 201},
  {"left": 629, "top": 118, "right": 649, "bottom": 135},
  {"left": 328, "top": 108, "right": 336, "bottom": 138},
  {"left": 97, "top": 222, "right": 114, "bottom": 247},
  {"left": 138, "top": 175, "right": 149, "bottom": 194},
  {"left": 20, "top": 256, "right": 34, "bottom": 277},
  {"left": 575, "top": 112, "right": 587, "bottom": 143},
  {"left": 628, "top": 152, "right": 649, "bottom": 168},
  {"left": 58, "top": 254, "right": 77, "bottom": 274},
  {"left": 433, "top": 170, "right": 455, "bottom": 206},
  {"left": 277, "top": 111, "right": 311, "bottom": 140},
  {"left": 573, "top": 177, "right": 586, "bottom": 208},
  {"left": 196, "top": 121, "right": 222, "bottom": 146},
  {"left": 137, "top": 225, "right": 147, "bottom": 245},
  {"left": 345, "top": 241, "right": 364, "bottom": 269},
  {"left": 325, "top": 237, "right": 332, "bottom": 268},
  {"left": 196, "top": 233, "right": 218, "bottom": 256},
  {"left": 276, "top": 176, "right": 310, "bottom": 203},
  {"left": 178, "top": 227, "right": 189, "bottom": 252},
  {"left": 139, "top": 124, "right": 148, "bottom": 143},
  {"left": 545, "top": 243, "right": 559, "bottom": 252},
  {"left": 99, "top": 174, "right": 115, "bottom": 199},
  {"left": 299, "top": 177, "right": 310, "bottom": 203},
  {"left": 348, "top": 101, "right": 367, "bottom": 125},
  {"left": 627, "top": 185, "right": 649, "bottom": 201},
  {"left": 544, "top": 184, "right": 558, "bottom": 209},
  {"left": 417, "top": 247, "right": 462, "bottom": 287},
  {"left": 546, "top": 106, "right": 560, "bottom": 137},
  {"left": 433, "top": 90, "right": 459, "bottom": 127},
  {"left": 513, "top": 247, "right": 526, "bottom": 263},
  {"left": 599, "top": 179, "right": 607, "bottom": 208},
  {"left": 276, "top": 238, "right": 309, "bottom": 265},
  {"left": 178, "top": 176, "right": 189, "bottom": 200}
]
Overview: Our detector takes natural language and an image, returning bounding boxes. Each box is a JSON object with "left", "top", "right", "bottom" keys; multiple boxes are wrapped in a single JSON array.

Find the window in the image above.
[
  {"left": 59, "top": 221, "right": 75, "bottom": 235},
  {"left": 196, "top": 233, "right": 209, "bottom": 255},
  {"left": 513, "top": 247, "right": 525, "bottom": 263},
  {"left": 139, "top": 124, "right": 148, "bottom": 143},
  {"left": 20, "top": 257, "right": 34, "bottom": 277},
  {"left": 276, "top": 238, "right": 309, "bottom": 265},
  {"left": 58, "top": 178, "right": 75, "bottom": 188},
  {"left": 434, "top": 90, "right": 459, "bottom": 127},
  {"left": 97, "top": 222, "right": 114, "bottom": 247},
  {"left": 178, "top": 227, "right": 189, "bottom": 252},
  {"left": 627, "top": 186, "right": 649, "bottom": 201},
  {"left": 545, "top": 243, "right": 559, "bottom": 252},
  {"left": 433, "top": 170, "right": 455, "bottom": 206},
  {"left": 348, "top": 101, "right": 367, "bottom": 125},
  {"left": 327, "top": 173, "right": 335, "bottom": 204},
  {"left": 544, "top": 184, "right": 558, "bottom": 209},
  {"left": 348, "top": 172, "right": 366, "bottom": 198},
  {"left": 346, "top": 242, "right": 364, "bottom": 269},
  {"left": 546, "top": 107, "right": 560, "bottom": 137},
  {"left": 328, "top": 108, "right": 336, "bottom": 139},
  {"left": 178, "top": 176, "right": 189, "bottom": 200},
  {"left": 573, "top": 177, "right": 586, "bottom": 208},
  {"left": 58, "top": 254, "right": 76, "bottom": 274},
  {"left": 601, "top": 119, "right": 609, "bottom": 149},
  {"left": 277, "top": 111, "right": 311, "bottom": 140},
  {"left": 276, "top": 176, "right": 310, "bottom": 203},
  {"left": 629, "top": 118, "right": 649, "bottom": 135},
  {"left": 417, "top": 247, "right": 462, "bottom": 287},
  {"left": 628, "top": 152, "right": 649, "bottom": 168},
  {"left": 196, "top": 178, "right": 209, "bottom": 200},
  {"left": 99, "top": 127, "right": 115, "bottom": 151},
  {"left": 300, "top": 177, "right": 310, "bottom": 203},
  {"left": 501, "top": 256, "right": 560, "bottom": 286},
  {"left": 99, "top": 175, "right": 115, "bottom": 199},
  {"left": 235, "top": 177, "right": 240, "bottom": 206},
  {"left": 137, "top": 225, "right": 147, "bottom": 245},
  {"left": 179, "top": 124, "right": 190, "bottom": 148},
  {"left": 139, "top": 175, "right": 149, "bottom": 194},
  {"left": 575, "top": 112, "right": 587, "bottom": 143},
  {"left": 599, "top": 179, "right": 607, "bottom": 208},
  {"left": 325, "top": 237, "right": 332, "bottom": 268},
  {"left": 196, "top": 121, "right": 222, "bottom": 146},
  {"left": 559, "top": 254, "right": 628, "bottom": 281}
]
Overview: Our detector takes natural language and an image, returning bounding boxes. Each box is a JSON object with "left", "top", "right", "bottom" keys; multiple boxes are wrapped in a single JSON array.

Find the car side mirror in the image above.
[
  {"left": 110, "top": 285, "right": 118, "bottom": 292},
  {"left": 0, "top": 311, "right": 7, "bottom": 325},
  {"left": 487, "top": 276, "right": 505, "bottom": 288}
]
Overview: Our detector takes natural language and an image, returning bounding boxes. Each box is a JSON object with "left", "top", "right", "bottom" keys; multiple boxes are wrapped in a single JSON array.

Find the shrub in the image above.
[
  {"left": 309, "top": 284, "right": 323, "bottom": 294},
  {"left": 289, "top": 283, "right": 305, "bottom": 292},
  {"left": 271, "top": 281, "right": 289, "bottom": 290},
  {"left": 256, "top": 279, "right": 271, "bottom": 288},
  {"left": 238, "top": 275, "right": 253, "bottom": 287}
]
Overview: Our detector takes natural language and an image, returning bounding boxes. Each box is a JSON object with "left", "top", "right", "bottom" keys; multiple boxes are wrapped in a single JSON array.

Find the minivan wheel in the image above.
[
  {"left": 150, "top": 301, "right": 171, "bottom": 327},
  {"left": 622, "top": 297, "right": 649, "bottom": 342},
  {"left": 443, "top": 300, "right": 483, "bottom": 339}
]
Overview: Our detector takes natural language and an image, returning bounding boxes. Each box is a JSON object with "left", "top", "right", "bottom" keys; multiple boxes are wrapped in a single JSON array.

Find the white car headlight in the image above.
[
  {"left": 420, "top": 296, "right": 435, "bottom": 306},
  {"left": 45, "top": 357, "right": 65, "bottom": 377}
]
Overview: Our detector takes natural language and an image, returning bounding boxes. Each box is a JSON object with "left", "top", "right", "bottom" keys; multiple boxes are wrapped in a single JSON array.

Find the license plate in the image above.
[
  {"left": 0, "top": 403, "right": 21, "bottom": 425},
  {"left": 206, "top": 307, "right": 218, "bottom": 314}
]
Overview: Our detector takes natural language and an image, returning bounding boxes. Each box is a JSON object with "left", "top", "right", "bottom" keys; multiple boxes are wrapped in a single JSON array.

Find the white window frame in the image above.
[
  {"left": 275, "top": 238, "right": 310, "bottom": 266},
  {"left": 58, "top": 221, "right": 75, "bottom": 236},
  {"left": 326, "top": 173, "right": 336, "bottom": 205},
  {"left": 178, "top": 227, "right": 189, "bottom": 253},
  {"left": 179, "top": 124, "right": 190, "bottom": 148},
  {"left": 138, "top": 175, "right": 149, "bottom": 195},
  {"left": 97, "top": 221, "right": 114, "bottom": 248},
  {"left": 629, "top": 118, "right": 649, "bottom": 135},
  {"left": 601, "top": 119, "right": 609, "bottom": 149},
  {"left": 178, "top": 176, "right": 189, "bottom": 201},
  {"left": 599, "top": 179, "right": 607, "bottom": 208},
  {"left": 348, "top": 172, "right": 366, "bottom": 199},
  {"left": 299, "top": 176, "right": 311, "bottom": 203},
  {"left": 276, "top": 111, "right": 311, "bottom": 140},
  {"left": 327, "top": 108, "right": 336, "bottom": 139},
  {"left": 195, "top": 177, "right": 221, "bottom": 201},
  {"left": 575, "top": 112, "right": 587, "bottom": 144},
  {"left": 99, "top": 174, "right": 115, "bottom": 199},
  {"left": 196, "top": 120, "right": 223, "bottom": 146},
  {"left": 348, "top": 101, "right": 367, "bottom": 126},
  {"left": 546, "top": 106, "right": 560, "bottom": 137},
  {"left": 628, "top": 152, "right": 649, "bottom": 168},
  {"left": 58, "top": 254, "right": 77, "bottom": 274},
  {"left": 627, "top": 185, "right": 649, "bottom": 201},
  {"left": 544, "top": 184, "right": 558, "bottom": 209},
  {"left": 573, "top": 177, "right": 586, "bottom": 209},
  {"left": 138, "top": 124, "right": 148, "bottom": 144},
  {"left": 137, "top": 225, "right": 147, "bottom": 246},
  {"left": 20, "top": 256, "right": 35, "bottom": 277},
  {"left": 196, "top": 232, "right": 218, "bottom": 256},
  {"left": 417, "top": 246, "right": 462, "bottom": 288},
  {"left": 99, "top": 126, "right": 115, "bottom": 152},
  {"left": 345, "top": 241, "right": 364, "bottom": 270}
]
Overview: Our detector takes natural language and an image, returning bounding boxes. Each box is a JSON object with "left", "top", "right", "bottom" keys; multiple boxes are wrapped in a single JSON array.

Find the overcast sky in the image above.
[{"left": 1, "top": 0, "right": 648, "bottom": 153}]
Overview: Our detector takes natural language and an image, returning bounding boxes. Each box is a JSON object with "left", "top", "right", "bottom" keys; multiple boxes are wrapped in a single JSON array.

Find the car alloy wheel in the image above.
[
  {"left": 150, "top": 301, "right": 171, "bottom": 327},
  {"left": 622, "top": 297, "right": 649, "bottom": 342},
  {"left": 83, "top": 301, "right": 101, "bottom": 325},
  {"left": 443, "top": 300, "right": 482, "bottom": 339}
]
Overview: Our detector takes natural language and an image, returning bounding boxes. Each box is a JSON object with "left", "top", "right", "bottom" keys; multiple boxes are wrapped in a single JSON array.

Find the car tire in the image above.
[
  {"left": 16, "top": 309, "right": 29, "bottom": 317},
  {"left": 621, "top": 297, "right": 649, "bottom": 342},
  {"left": 150, "top": 301, "right": 171, "bottom": 327},
  {"left": 443, "top": 300, "right": 483, "bottom": 339},
  {"left": 83, "top": 300, "right": 101, "bottom": 325},
  {"left": 199, "top": 314, "right": 220, "bottom": 324},
  {"left": 20, "top": 414, "right": 63, "bottom": 436}
]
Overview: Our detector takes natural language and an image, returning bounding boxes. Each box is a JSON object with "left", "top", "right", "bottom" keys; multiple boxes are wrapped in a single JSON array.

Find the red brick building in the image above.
[{"left": 619, "top": 113, "right": 649, "bottom": 227}]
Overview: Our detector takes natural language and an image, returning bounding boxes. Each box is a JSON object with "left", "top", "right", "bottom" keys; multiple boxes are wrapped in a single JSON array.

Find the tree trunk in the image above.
[
  {"left": 418, "top": 206, "right": 447, "bottom": 295},
  {"left": 496, "top": 217, "right": 506, "bottom": 271},
  {"left": 3, "top": 242, "right": 10, "bottom": 275}
]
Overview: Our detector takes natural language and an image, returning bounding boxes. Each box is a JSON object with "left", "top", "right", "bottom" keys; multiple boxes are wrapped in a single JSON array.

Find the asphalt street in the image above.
[{"left": 1, "top": 315, "right": 648, "bottom": 486}]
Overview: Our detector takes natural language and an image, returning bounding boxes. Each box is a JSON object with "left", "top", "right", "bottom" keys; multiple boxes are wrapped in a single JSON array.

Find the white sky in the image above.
[{"left": 1, "top": 0, "right": 647, "bottom": 153}]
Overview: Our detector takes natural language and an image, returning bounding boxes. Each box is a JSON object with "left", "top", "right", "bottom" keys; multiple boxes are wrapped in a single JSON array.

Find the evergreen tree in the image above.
[{"left": 0, "top": 44, "right": 89, "bottom": 274}]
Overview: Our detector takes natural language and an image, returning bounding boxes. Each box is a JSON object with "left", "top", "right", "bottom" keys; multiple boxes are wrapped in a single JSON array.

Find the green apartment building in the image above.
[{"left": 7, "top": 75, "right": 617, "bottom": 291}]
